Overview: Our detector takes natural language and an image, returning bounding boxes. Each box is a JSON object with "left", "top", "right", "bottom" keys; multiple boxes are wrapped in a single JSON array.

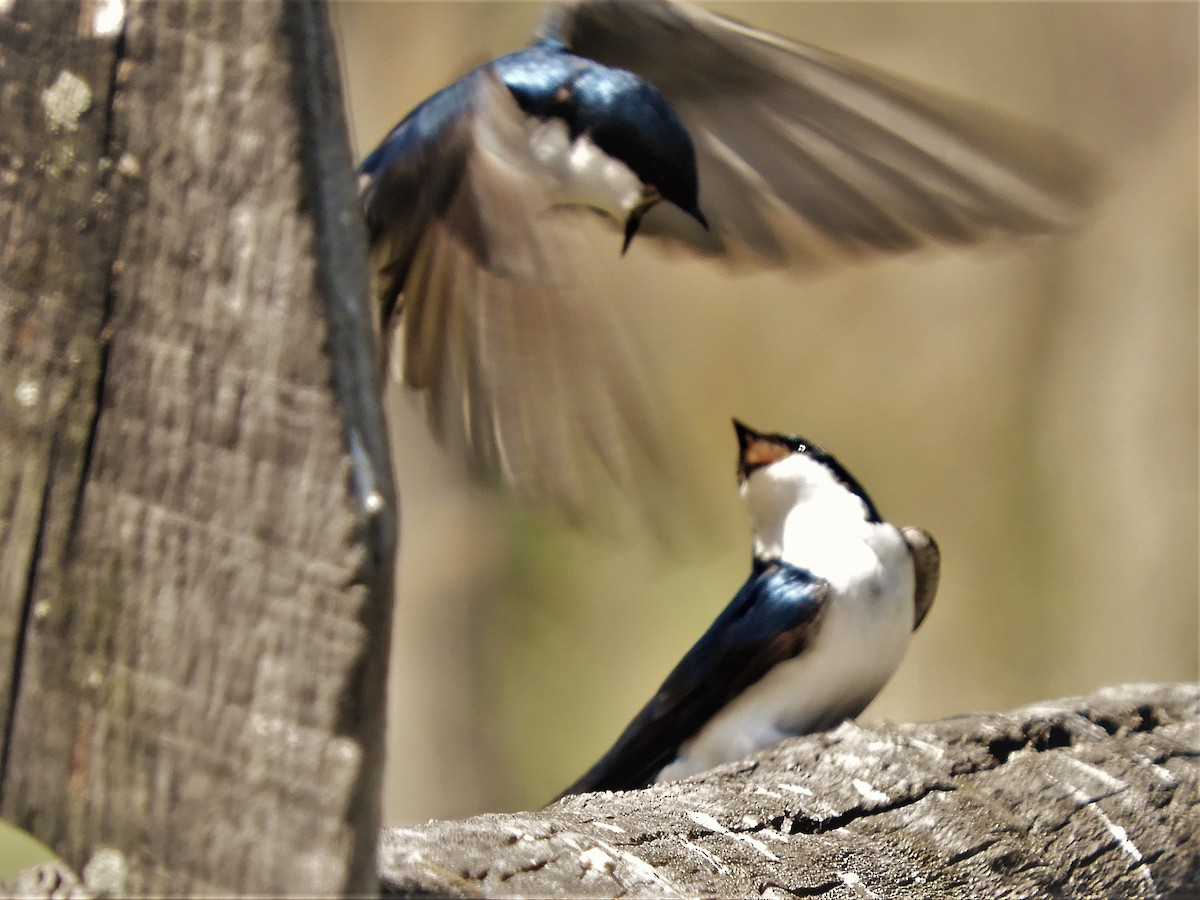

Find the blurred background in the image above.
[{"left": 332, "top": 2, "right": 1198, "bottom": 824}]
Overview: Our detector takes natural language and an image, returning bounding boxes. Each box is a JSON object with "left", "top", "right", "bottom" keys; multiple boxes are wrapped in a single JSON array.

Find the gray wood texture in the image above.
[
  {"left": 380, "top": 682, "right": 1199, "bottom": 898},
  {"left": 0, "top": 0, "right": 395, "bottom": 895}
]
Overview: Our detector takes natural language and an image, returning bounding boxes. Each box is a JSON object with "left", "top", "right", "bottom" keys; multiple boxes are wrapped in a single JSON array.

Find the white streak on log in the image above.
[
  {"left": 852, "top": 778, "right": 890, "bottom": 804},
  {"left": 838, "top": 870, "right": 880, "bottom": 898},
  {"left": 578, "top": 846, "right": 614, "bottom": 875},
  {"left": 1064, "top": 756, "right": 1129, "bottom": 793},
  {"left": 589, "top": 821, "right": 625, "bottom": 834},
  {"left": 593, "top": 838, "right": 681, "bottom": 894},
  {"left": 1070, "top": 788, "right": 1160, "bottom": 899},
  {"left": 678, "top": 838, "right": 729, "bottom": 874},
  {"left": 686, "top": 811, "right": 779, "bottom": 861},
  {"left": 777, "top": 782, "right": 814, "bottom": 796}
]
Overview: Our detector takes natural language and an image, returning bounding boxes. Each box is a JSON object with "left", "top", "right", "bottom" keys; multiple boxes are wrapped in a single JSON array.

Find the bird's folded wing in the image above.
[
  {"left": 557, "top": 561, "right": 830, "bottom": 797},
  {"left": 375, "top": 71, "right": 669, "bottom": 524},
  {"left": 552, "top": 0, "right": 1099, "bottom": 270},
  {"left": 901, "top": 525, "right": 940, "bottom": 631}
]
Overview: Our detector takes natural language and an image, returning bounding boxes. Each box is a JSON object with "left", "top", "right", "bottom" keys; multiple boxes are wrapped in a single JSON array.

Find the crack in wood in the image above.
[
  {"left": 0, "top": 443, "right": 57, "bottom": 803},
  {"left": 67, "top": 17, "right": 129, "bottom": 552}
]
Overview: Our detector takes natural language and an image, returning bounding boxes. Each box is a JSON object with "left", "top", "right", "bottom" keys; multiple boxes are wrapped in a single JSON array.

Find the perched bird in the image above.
[
  {"left": 557, "top": 419, "right": 939, "bottom": 795},
  {"left": 359, "top": 0, "right": 1094, "bottom": 518}
]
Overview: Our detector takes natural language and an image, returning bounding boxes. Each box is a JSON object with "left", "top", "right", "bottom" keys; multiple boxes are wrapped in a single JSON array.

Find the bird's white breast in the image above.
[
  {"left": 658, "top": 523, "right": 916, "bottom": 783},
  {"left": 527, "top": 118, "right": 644, "bottom": 222}
]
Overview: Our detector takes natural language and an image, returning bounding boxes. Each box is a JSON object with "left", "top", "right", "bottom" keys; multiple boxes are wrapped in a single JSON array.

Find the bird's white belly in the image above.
[
  {"left": 527, "top": 119, "right": 643, "bottom": 221},
  {"left": 659, "top": 545, "right": 915, "bottom": 783}
]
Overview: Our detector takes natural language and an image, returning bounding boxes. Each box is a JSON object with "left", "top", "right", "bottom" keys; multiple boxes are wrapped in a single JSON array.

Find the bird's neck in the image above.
[
  {"left": 527, "top": 118, "right": 645, "bottom": 222},
  {"left": 748, "top": 486, "right": 878, "bottom": 575},
  {"left": 755, "top": 511, "right": 866, "bottom": 561}
]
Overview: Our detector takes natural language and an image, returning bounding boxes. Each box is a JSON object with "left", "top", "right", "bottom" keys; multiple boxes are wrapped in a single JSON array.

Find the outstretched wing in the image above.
[
  {"left": 361, "top": 70, "right": 669, "bottom": 524},
  {"left": 549, "top": 0, "right": 1098, "bottom": 270},
  {"left": 558, "top": 561, "right": 830, "bottom": 797}
]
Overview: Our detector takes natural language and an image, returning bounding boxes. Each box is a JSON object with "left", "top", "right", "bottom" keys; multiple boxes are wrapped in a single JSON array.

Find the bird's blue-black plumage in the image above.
[
  {"left": 357, "top": 32, "right": 711, "bottom": 521},
  {"left": 360, "top": 38, "right": 701, "bottom": 258},
  {"left": 560, "top": 560, "right": 829, "bottom": 796},
  {"left": 359, "top": 79, "right": 468, "bottom": 188},
  {"left": 358, "top": 76, "right": 476, "bottom": 321},
  {"left": 357, "top": 0, "right": 1094, "bottom": 522}
]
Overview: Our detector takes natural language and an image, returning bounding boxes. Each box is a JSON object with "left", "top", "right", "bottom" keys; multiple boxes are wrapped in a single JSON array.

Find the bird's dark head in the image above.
[
  {"left": 566, "top": 67, "right": 708, "bottom": 250},
  {"left": 734, "top": 419, "right": 804, "bottom": 483},
  {"left": 732, "top": 419, "right": 882, "bottom": 525}
]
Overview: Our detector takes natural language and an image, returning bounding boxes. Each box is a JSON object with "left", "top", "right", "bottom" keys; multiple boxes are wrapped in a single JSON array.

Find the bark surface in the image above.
[
  {"left": 380, "top": 682, "right": 1198, "bottom": 899},
  {"left": 0, "top": 1, "right": 394, "bottom": 895}
]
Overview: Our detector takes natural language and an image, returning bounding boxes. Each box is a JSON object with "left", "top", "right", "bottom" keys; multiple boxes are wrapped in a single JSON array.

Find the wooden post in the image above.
[{"left": 0, "top": 1, "right": 395, "bottom": 894}]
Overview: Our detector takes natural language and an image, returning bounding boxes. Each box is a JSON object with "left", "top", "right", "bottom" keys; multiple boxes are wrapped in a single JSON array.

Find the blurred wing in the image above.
[
  {"left": 364, "top": 70, "right": 666, "bottom": 522},
  {"left": 360, "top": 76, "right": 475, "bottom": 330},
  {"left": 557, "top": 561, "right": 829, "bottom": 797},
  {"left": 550, "top": 0, "right": 1099, "bottom": 269}
]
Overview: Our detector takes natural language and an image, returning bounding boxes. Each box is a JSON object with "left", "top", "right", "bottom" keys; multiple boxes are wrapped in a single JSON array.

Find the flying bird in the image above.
[
  {"left": 556, "top": 419, "right": 939, "bottom": 795},
  {"left": 359, "top": 0, "right": 1094, "bottom": 519}
]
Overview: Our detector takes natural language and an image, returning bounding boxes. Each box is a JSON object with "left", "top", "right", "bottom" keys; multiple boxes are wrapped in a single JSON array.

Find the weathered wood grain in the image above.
[
  {"left": 0, "top": 0, "right": 124, "bottom": 773},
  {"left": 0, "top": 0, "right": 394, "bottom": 895},
  {"left": 380, "top": 682, "right": 1199, "bottom": 899}
]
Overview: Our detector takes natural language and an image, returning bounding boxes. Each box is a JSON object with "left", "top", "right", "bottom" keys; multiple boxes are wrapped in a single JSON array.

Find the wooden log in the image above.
[
  {"left": 379, "top": 682, "right": 1199, "bottom": 898},
  {"left": 0, "top": 0, "right": 395, "bottom": 895}
]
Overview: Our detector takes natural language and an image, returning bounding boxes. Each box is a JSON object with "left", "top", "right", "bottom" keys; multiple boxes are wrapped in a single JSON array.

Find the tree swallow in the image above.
[
  {"left": 557, "top": 419, "right": 939, "bottom": 794},
  {"left": 359, "top": 0, "right": 1095, "bottom": 517}
]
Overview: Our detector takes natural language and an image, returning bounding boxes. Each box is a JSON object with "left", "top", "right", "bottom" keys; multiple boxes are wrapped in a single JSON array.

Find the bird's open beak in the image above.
[
  {"left": 621, "top": 191, "right": 661, "bottom": 255},
  {"left": 622, "top": 206, "right": 647, "bottom": 255},
  {"left": 622, "top": 191, "right": 709, "bottom": 255},
  {"left": 734, "top": 419, "right": 791, "bottom": 479}
]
